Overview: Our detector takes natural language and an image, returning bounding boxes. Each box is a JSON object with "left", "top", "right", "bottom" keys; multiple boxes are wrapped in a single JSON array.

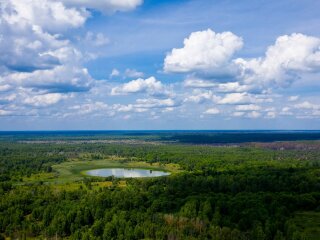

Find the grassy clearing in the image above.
[
  {"left": 21, "top": 157, "right": 180, "bottom": 185},
  {"left": 51, "top": 181, "right": 114, "bottom": 192},
  {"left": 22, "top": 172, "right": 57, "bottom": 183}
]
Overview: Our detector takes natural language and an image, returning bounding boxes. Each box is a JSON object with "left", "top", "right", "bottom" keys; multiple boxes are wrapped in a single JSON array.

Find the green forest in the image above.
[{"left": 0, "top": 132, "right": 320, "bottom": 239}]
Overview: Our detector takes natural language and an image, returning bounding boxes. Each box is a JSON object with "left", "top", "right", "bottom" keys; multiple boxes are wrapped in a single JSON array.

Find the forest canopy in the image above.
[{"left": 0, "top": 131, "right": 319, "bottom": 239}]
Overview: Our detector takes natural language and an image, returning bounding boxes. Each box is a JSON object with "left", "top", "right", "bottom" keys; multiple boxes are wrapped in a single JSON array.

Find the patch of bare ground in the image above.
[{"left": 247, "top": 141, "right": 320, "bottom": 150}]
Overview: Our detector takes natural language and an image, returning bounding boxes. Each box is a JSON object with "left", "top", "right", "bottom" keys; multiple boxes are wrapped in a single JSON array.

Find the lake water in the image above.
[{"left": 85, "top": 168, "right": 170, "bottom": 178}]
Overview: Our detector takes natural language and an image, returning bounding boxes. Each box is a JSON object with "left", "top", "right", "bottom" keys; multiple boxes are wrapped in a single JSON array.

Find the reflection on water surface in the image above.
[{"left": 85, "top": 168, "right": 170, "bottom": 178}]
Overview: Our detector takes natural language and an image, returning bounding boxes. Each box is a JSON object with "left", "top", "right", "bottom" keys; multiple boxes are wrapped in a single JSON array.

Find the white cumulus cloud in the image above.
[
  {"left": 184, "top": 90, "right": 220, "bottom": 104},
  {"left": 124, "top": 69, "right": 144, "bottom": 78},
  {"left": 204, "top": 108, "right": 220, "bottom": 115},
  {"left": 218, "top": 93, "right": 253, "bottom": 105},
  {"left": 247, "top": 111, "right": 261, "bottom": 119},
  {"left": 111, "top": 77, "right": 168, "bottom": 96},
  {"left": 84, "top": 32, "right": 109, "bottom": 46},
  {"left": 4, "top": 65, "right": 93, "bottom": 92},
  {"left": 0, "top": 109, "right": 13, "bottom": 116},
  {"left": 1, "top": 0, "right": 87, "bottom": 32},
  {"left": 110, "top": 69, "right": 120, "bottom": 78},
  {"left": 23, "top": 93, "right": 68, "bottom": 107},
  {"left": 294, "top": 101, "right": 319, "bottom": 110},
  {"left": 112, "top": 98, "right": 177, "bottom": 114},
  {"left": 216, "top": 82, "right": 253, "bottom": 93},
  {"left": 184, "top": 78, "right": 216, "bottom": 88},
  {"left": 235, "top": 104, "right": 261, "bottom": 111},
  {"left": 164, "top": 29, "right": 243, "bottom": 75},
  {"left": 135, "top": 98, "right": 176, "bottom": 109},
  {"left": 218, "top": 93, "right": 272, "bottom": 105},
  {"left": 235, "top": 33, "right": 320, "bottom": 87}
]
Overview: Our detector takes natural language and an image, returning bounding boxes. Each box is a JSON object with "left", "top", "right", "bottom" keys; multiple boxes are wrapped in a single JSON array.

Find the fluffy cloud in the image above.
[
  {"left": 279, "top": 107, "right": 293, "bottom": 116},
  {"left": 232, "top": 110, "right": 262, "bottom": 119},
  {"left": 124, "top": 69, "right": 144, "bottom": 78},
  {"left": 111, "top": 77, "right": 168, "bottom": 96},
  {"left": 3, "top": 66, "right": 93, "bottom": 93},
  {"left": 215, "top": 82, "right": 253, "bottom": 93},
  {"left": 0, "top": 0, "right": 145, "bottom": 121},
  {"left": 0, "top": 84, "right": 12, "bottom": 92},
  {"left": 204, "top": 108, "right": 220, "bottom": 115},
  {"left": 114, "top": 104, "right": 139, "bottom": 113},
  {"left": 108, "top": 68, "right": 144, "bottom": 79},
  {"left": 266, "top": 111, "right": 276, "bottom": 119},
  {"left": 134, "top": 98, "right": 176, "bottom": 109},
  {"left": 247, "top": 111, "right": 261, "bottom": 119},
  {"left": 0, "top": 94, "right": 16, "bottom": 105},
  {"left": 0, "top": 21, "right": 69, "bottom": 72},
  {"left": 174, "top": 30, "right": 320, "bottom": 95},
  {"left": 0, "top": 0, "right": 90, "bottom": 77},
  {"left": 84, "top": 32, "right": 109, "bottom": 47},
  {"left": 235, "top": 33, "right": 320, "bottom": 87},
  {"left": 218, "top": 93, "right": 253, "bottom": 105},
  {"left": 1, "top": 0, "right": 87, "bottom": 32},
  {"left": 0, "top": 110, "right": 13, "bottom": 116},
  {"left": 233, "top": 112, "right": 245, "bottom": 117},
  {"left": 235, "top": 104, "right": 261, "bottom": 111},
  {"left": 1, "top": 0, "right": 320, "bottom": 126},
  {"left": 164, "top": 29, "right": 243, "bottom": 75},
  {"left": 110, "top": 69, "right": 120, "bottom": 78},
  {"left": 288, "top": 96, "right": 299, "bottom": 102},
  {"left": 23, "top": 93, "right": 68, "bottom": 107},
  {"left": 184, "top": 90, "right": 220, "bottom": 104},
  {"left": 112, "top": 98, "right": 177, "bottom": 114},
  {"left": 69, "top": 102, "right": 110, "bottom": 116},
  {"left": 218, "top": 93, "right": 272, "bottom": 105},
  {"left": 184, "top": 78, "right": 253, "bottom": 94},
  {"left": 0, "top": 0, "right": 96, "bottom": 116},
  {"left": 219, "top": 93, "right": 244, "bottom": 105},
  {"left": 294, "top": 101, "right": 319, "bottom": 110},
  {"left": 62, "top": 0, "right": 143, "bottom": 14},
  {"left": 184, "top": 78, "right": 216, "bottom": 88}
]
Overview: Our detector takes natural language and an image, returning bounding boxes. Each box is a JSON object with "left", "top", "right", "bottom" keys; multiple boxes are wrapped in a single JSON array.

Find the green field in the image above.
[{"left": 22, "top": 157, "right": 180, "bottom": 184}]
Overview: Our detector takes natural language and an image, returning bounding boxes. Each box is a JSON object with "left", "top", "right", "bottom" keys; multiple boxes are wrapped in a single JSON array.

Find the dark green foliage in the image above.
[
  {"left": 0, "top": 134, "right": 320, "bottom": 239},
  {"left": 160, "top": 132, "right": 320, "bottom": 144}
]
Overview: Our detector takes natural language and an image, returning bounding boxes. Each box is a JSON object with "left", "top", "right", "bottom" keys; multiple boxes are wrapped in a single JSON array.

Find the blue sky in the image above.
[{"left": 0, "top": 0, "right": 319, "bottom": 130}]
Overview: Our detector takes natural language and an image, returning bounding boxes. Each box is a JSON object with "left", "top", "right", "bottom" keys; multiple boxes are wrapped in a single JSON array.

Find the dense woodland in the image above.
[{"left": 0, "top": 132, "right": 320, "bottom": 239}]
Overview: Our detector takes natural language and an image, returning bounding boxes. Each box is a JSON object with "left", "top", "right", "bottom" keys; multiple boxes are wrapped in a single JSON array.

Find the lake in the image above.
[{"left": 84, "top": 168, "right": 170, "bottom": 178}]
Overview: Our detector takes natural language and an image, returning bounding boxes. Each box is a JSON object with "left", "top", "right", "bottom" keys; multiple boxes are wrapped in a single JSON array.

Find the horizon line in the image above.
[{"left": 0, "top": 129, "right": 320, "bottom": 132}]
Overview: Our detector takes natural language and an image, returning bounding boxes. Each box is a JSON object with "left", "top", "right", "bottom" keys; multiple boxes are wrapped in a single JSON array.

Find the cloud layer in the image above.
[
  {"left": 111, "top": 77, "right": 169, "bottom": 96},
  {"left": 165, "top": 29, "right": 320, "bottom": 90},
  {"left": 62, "top": 0, "right": 143, "bottom": 14},
  {"left": 0, "top": 1, "right": 319, "bottom": 129}
]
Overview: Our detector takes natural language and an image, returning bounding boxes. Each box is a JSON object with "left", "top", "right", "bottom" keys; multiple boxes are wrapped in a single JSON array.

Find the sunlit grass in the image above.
[{"left": 20, "top": 157, "right": 180, "bottom": 186}]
